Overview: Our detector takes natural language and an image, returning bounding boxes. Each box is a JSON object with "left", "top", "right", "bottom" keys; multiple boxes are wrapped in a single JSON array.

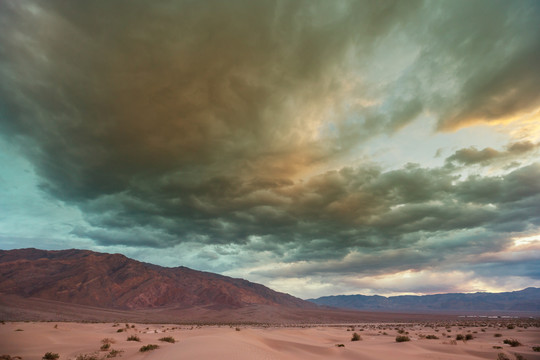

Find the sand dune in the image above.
[{"left": 2, "top": 320, "right": 539, "bottom": 360}]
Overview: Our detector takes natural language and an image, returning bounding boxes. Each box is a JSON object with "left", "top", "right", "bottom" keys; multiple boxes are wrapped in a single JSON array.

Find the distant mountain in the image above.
[
  {"left": 0, "top": 248, "right": 314, "bottom": 310},
  {"left": 309, "top": 288, "right": 540, "bottom": 312}
]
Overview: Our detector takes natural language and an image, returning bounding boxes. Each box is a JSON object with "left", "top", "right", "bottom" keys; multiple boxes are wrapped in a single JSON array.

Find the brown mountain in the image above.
[{"left": 0, "top": 248, "right": 313, "bottom": 310}]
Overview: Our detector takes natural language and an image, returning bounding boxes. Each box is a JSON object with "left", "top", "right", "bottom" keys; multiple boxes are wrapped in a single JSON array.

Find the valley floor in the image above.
[{"left": 1, "top": 321, "right": 539, "bottom": 360}]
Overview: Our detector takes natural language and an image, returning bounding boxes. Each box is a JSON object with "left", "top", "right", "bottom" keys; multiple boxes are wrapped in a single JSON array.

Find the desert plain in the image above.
[{"left": 2, "top": 319, "right": 539, "bottom": 360}]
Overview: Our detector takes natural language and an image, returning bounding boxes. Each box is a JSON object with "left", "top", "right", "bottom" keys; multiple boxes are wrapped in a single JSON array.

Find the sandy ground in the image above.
[{"left": 1, "top": 321, "right": 539, "bottom": 360}]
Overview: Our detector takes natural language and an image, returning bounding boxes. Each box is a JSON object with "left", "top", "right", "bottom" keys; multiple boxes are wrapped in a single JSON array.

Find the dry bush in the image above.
[
  {"left": 42, "top": 353, "right": 59, "bottom": 360},
  {"left": 503, "top": 339, "right": 521, "bottom": 347},
  {"left": 139, "top": 344, "right": 159, "bottom": 352},
  {"left": 396, "top": 335, "right": 410, "bottom": 342},
  {"left": 159, "top": 336, "right": 176, "bottom": 343}
]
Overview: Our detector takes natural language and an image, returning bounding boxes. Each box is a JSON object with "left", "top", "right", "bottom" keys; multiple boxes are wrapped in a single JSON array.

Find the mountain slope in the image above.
[
  {"left": 309, "top": 288, "right": 540, "bottom": 312},
  {"left": 0, "top": 248, "right": 313, "bottom": 310}
]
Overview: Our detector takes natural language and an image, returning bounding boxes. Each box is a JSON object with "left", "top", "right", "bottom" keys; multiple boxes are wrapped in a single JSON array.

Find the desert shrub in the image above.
[
  {"left": 532, "top": 346, "right": 540, "bottom": 352},
  {"left": 42, "top": 353, "right": 59, "bottom": 360},
  {"left": 497, "top": 353, "right": 510, "bottom": 360},
  {"left": 139, "top": 344, "right": 159, "bottom": 352},
  {"left": 503, "top": 339, "right": 521, "bottom": 347},
  {"left": 335, "top": 344, "right": 345, "bottom": 347},
  {"left": 351, "top": 332, "right": 361, "bottom": 341},
  {"left": 75, "top": 354, "right": 98, "bottom": 360},
  {"left": 14, "top": 329, "right": 23, "bottom": 332},
  {"left": 101, "top": 338, "right": 115, "bottom": 345},
  {"left": 235, "top": 327, "right": 241, "bottom": 331},
  {"left": 397, "top": 329, "right": 405, "bottom": 334},
  {"left": 465, "top": 334, "right": 474, "bottom": 340},
  {"left": 100, "top": 343, "right": 110, "bottom": 351},
  {"left": 425, "top": 335, "right": 439, "bottom": 339},
  {"left": 494, "top": 333, "right": 502, "bottom": 337},
  {"left": 515, "top": 354, "right": 526, "bottom": 360},
  {"left": 493, "top": 346, "right": 503, "bottom": 349},
  {"left": 116, "top": 329, "right": 124, "bottom": 333},
  {"left": 507, "top": 324, "right": 515, "bottom": 329},
  {"left": 159, "top": 336, "right": 176, "bottom": 343},
  {"left": 1, "top": 356, "right": 22, "bottom": 360},
  {"left": 396, "top": 335, "right": 410, "bottom": 342},
  {"left": 127, "top": 335, "right": 140, "bottom": 342},
  {"left": 456, "top": 334, "right": 465, "bottom": 340},
  {"left": 106, "top": 350, "right": 123, "bottom": 358}
]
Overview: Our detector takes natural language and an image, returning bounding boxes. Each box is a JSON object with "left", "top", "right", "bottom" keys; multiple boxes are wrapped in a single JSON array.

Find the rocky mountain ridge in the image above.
[{"left": 0, "top": 248, "right": 313, "bottom": 310}]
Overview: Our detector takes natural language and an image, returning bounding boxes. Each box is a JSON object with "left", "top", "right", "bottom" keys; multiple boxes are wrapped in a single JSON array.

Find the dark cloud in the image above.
[
  {"left": 1, "top": 0, "right": 540, "bottom": 291},
  {"left": 446, "top": 141, "right": 539, "bottom": 166}
]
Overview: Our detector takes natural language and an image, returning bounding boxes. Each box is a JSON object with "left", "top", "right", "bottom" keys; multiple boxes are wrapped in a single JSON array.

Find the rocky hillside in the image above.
[{"left": 0, "top": 248, "right": 314, "bottom": 310}]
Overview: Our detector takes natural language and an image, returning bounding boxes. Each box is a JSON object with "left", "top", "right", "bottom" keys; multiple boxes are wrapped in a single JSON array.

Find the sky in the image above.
[{"left": 1, "top": 0, "right": 540, "bottom": 299}]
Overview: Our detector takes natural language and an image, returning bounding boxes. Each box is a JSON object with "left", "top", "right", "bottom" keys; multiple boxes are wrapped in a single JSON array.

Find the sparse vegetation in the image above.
[
  {"left": 100, "top": 343, "right": 110, "bottom": 351},
  {"left": 75, "top": 354, "right": 98, "bottom": 360},
  {"left": 494, "top": 333, "right": 502, "bottom": 337},
  {"left": 1, "top": 356, "right": 22, "bottom": 360},
  {"left": 101, "top": 338, "right": 115, "bottom": 345},
  {"left": 465, "top": 334, "right": 474, "bottom": 340},
  {"left": 507, "top": 324, "right": 515, "bottom": 329},
  {"left": 336, "top": 344, "right": 345, "bottom": 347},
  {"left": 396, "top": 335, "right": 411, "bottom": 342},
  {"left": 14, "top": 329, "right": 23, "bottom": 332},
  {"left": 235, "top": 327, "right": 241, "bottom": 331},
  {"left": 456, "top": 334, "right": 465, "bottom": 340},
  {"left": 532, "top": 346, "right": 540, "bottom": 352},
  {"left": 425, "top": 335, "right": 439, "bottom": 339},
  {"left": 106, "top": 350, "right": 123, "bottom": 358},
  {"left": 42, "top": 353, "right": 59, "bottom": 360},
  {"left": 497, "top": 353, "right": 510, "bottom": 360},
  {"left": 515, "top": 354, "right": 527, "bottom": 360},
  {"left": 351, "top": 332, "right": 361, "bottom": 341},
  {"left": 116, "top": 329, "right": 124, "bottom": 333},
  {"left": 139, "top": 344, "right": 159, "bottom": 352},
  {"left": 159, "top": 336, "right": 176, "bottom": 343},
  {"left": 493, "top": 346, "right": 503, "bottom": 349},
  {"left": 127, "top": 335, "right": 140, "bottom": 342},
  {"left": 503, "top": 339, "right": 521, "bottom": 347}
]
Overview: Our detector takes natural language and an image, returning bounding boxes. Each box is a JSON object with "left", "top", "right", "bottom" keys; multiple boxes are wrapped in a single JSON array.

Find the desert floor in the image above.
[{"left": 1, "top": 321, "right": 539, "bottom": 360}]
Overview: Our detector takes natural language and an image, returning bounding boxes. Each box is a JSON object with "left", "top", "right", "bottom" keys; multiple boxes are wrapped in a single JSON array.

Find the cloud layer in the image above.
[{"left": 1, "top": 0, "right": 540, "bottom": 297}]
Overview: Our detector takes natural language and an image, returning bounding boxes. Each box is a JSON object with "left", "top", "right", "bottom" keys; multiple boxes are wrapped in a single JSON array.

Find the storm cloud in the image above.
[{"left": 1, "top": 0, "right": 540, "bottom": 297}]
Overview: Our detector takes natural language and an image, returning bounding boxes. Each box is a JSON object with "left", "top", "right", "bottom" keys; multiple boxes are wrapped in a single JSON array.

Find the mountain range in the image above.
[
  {"left": 308, "top": 288, "right": 540, "bottom": 313},
  {"left": 0, "top": 248, "right": 311, "bottom": 310},
  {"left": 0, "top": 248, "right": 538, "bottom": 323}
]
